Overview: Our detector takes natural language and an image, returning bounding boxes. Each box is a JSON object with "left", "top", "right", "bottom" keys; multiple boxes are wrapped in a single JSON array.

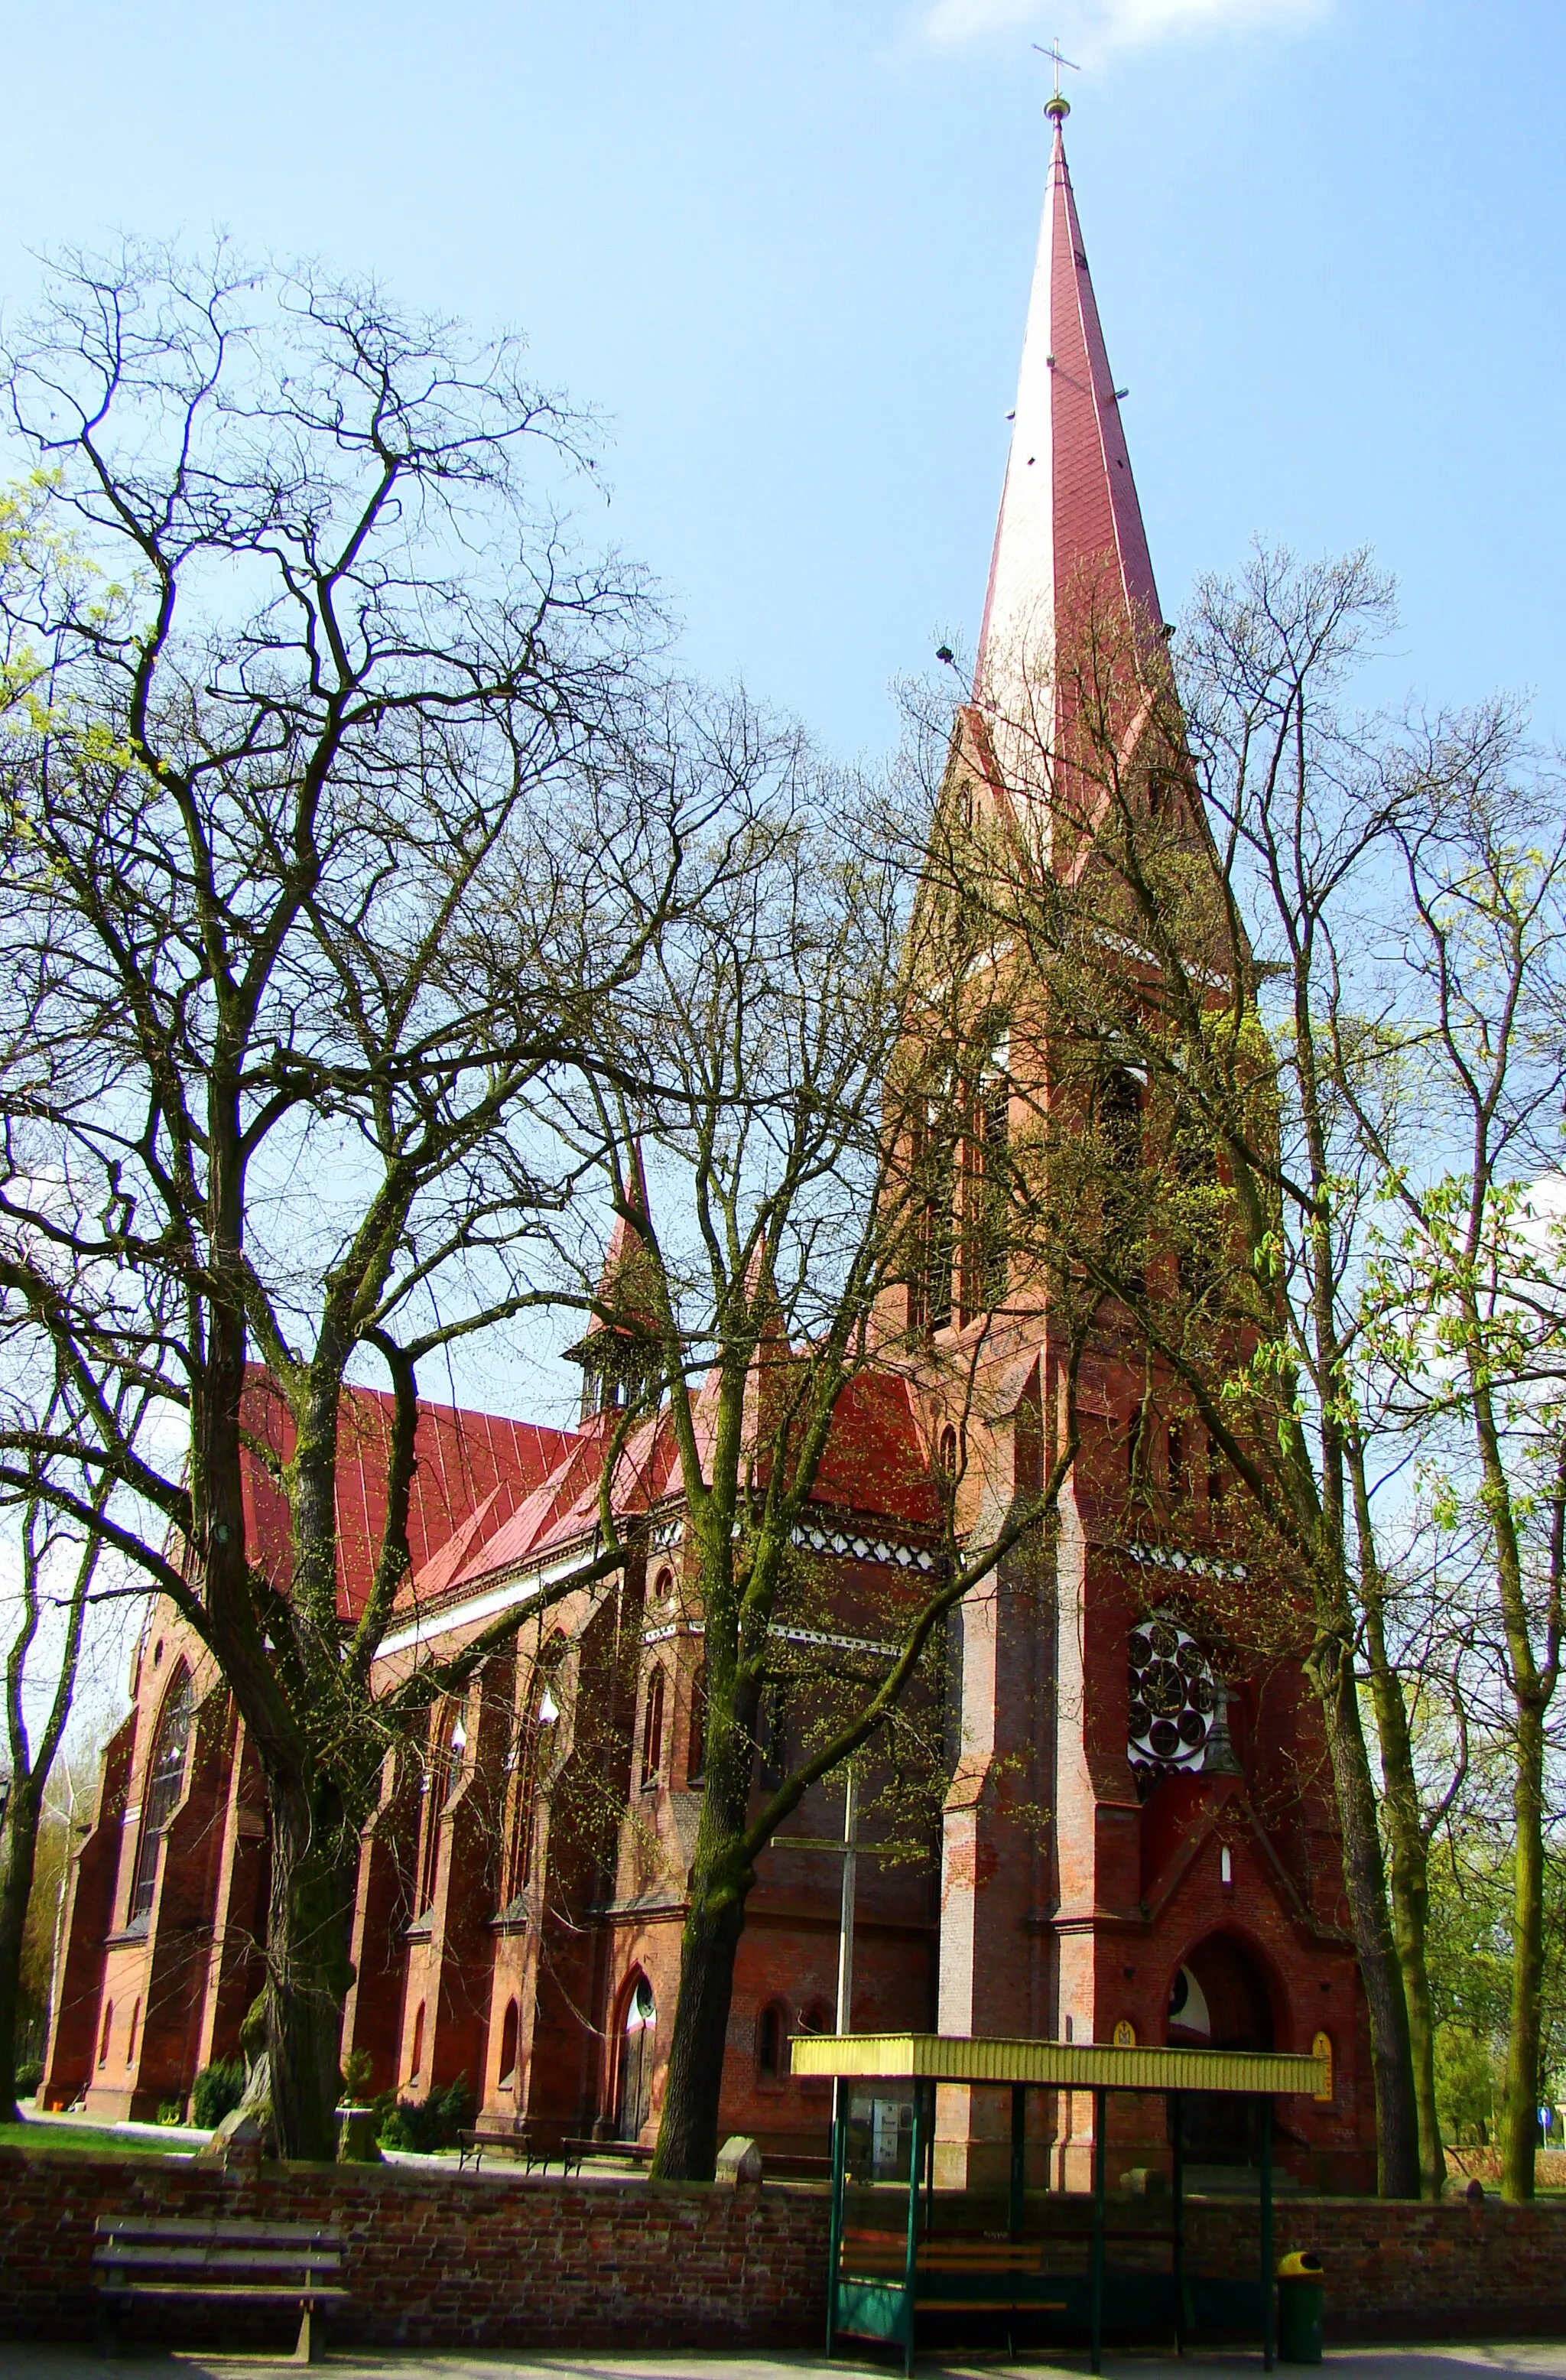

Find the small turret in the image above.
[{"left": 564, "top": 1146, "right": 661, "bottom": 1422}]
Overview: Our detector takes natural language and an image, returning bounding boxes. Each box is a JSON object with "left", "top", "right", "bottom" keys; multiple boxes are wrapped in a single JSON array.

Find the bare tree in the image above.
[
  {"left": 0, "top": 242, "right": 720, "bottom": 2155},
  {"left": 541, "top": 754, "right": 1098, "bottom": 2180}
]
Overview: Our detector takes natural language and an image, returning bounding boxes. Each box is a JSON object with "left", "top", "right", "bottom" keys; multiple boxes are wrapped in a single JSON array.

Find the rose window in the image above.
[{"left": 1127, "top": 1611, "right": 1218, "bottom": 1787}]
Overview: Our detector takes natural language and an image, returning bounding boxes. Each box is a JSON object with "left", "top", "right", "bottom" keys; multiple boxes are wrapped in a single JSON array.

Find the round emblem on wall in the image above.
[{"left": 1127, "top": 1611, "right": 1218, "bottom": 1790}]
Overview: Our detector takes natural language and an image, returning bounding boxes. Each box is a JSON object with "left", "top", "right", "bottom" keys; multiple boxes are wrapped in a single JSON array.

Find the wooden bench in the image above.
[
  {"left": 840, "top": 2229, "right": 1070, "bottom": 2316},
  {"left": 93, "top": 2215, "right": 348, "bottom": 2362},
  {"left": 457, "top": 2118, "right": 552, "bottom": 2173},
  {"left": 765, "top": 2151, "right": 833, "bottom": 2182},
  {"left": 560, "top": 2135, "right": 655, "bottom": 2175}
]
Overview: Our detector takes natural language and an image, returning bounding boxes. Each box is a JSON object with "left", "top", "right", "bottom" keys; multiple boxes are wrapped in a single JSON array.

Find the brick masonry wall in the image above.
[
  {"left": 2, "top": 2146, "right": 1564, "bottom": 2352},
  {"left": 0, "top": 2148, "right": 828, "bottom": 2352}
]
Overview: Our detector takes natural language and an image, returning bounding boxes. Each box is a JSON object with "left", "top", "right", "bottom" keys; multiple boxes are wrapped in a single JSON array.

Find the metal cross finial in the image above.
[{"left": 1032, "top": 35, "right": 1080, "bottom": 106}]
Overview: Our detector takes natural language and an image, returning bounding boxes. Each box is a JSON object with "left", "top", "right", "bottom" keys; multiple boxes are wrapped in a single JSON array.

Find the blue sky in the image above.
[
  {"left": 4, "top": 0, "right": 1559, "bottom": 1720},
  {"left": 3, "top": 0, "right": 1563, "bottom": 762}
]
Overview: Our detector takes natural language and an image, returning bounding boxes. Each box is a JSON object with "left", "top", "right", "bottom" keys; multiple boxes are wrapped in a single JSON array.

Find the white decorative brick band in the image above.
[
  {"left": 1123, "top": 1541, "right": 1248, "bottom": 1585},
  {"left": 790, "top": 1523, "right": 938, "bottom": 1574}
]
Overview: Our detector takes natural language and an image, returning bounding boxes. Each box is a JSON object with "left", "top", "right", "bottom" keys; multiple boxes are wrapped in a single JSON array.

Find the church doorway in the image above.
[
  {"left": 616, "top": 1975, "right": 657, "bottom": 2141},
  {"left": 1165, "top": 1930, "right": 1275, "bottom": 2168}
]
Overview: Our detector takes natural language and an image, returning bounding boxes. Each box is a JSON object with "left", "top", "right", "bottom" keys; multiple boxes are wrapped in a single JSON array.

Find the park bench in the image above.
[
  {"left": 93, "top": 2214, "right": 347, "bottom": 2362},
  {"left": 560, "top": 2135, "right": 655, "bottom": 2175},
  {"left": 841, "top": 2228, "right": 1070, "bottom": 2317},
  {"left": 457, "top": 2117, "right": 551, "bottom": 2173}
]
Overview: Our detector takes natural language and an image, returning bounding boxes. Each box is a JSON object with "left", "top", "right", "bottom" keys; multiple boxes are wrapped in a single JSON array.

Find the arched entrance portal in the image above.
[
  {"left": 616, "top": 1975, "right": 656, "bottom": 2142},
  {"left": 1165, "top": 1931, "right": 1275, "bottom": 2168}
]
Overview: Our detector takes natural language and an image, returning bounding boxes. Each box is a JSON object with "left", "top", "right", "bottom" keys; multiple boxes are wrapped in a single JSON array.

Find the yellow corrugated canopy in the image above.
[{"left": 788, "top": 2031, "right": 1324, "bottom": 2096}]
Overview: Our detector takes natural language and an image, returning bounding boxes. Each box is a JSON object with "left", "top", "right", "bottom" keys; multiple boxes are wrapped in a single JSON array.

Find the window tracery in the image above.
[
  {"left": 128, "top": 1666, "right": 193, "bottom": 1932},
  {"left": 1126, "top": 1609, "right": 1220, "bottom": 1795}
]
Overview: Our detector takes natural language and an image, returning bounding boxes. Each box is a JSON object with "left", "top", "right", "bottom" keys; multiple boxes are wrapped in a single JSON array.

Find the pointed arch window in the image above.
[
  {"left": 417, "top": 1697, "right": 466, "bottom": 1918},
  {"left": 1099, "top": 1068, "right": 1145, "bottom": 1173},
  {"left": 128, "top": 1666, "right": 193, "bottom": 1932},
  {"left": 502, "top": 1646, "right": 563, "bottom": 1907},
  {"left": 1207, "top": 1432, "right": 1228, "bottom": 1509},
  {"left": 498, "top": 1998, "right": 521, "bottom": 2092},
  {"left": 960, "top": 1075, "right": 1010, "bottom": 1324},
  {"left": 907, "top": 1110, "right": 955, "bottom": 1335},
  {"left": 686, "top": 1660, "right": 707, "bottom": 1787},
  {"left": 757, "top": 1677, "right": 787, "bottom": 1790},
  {"left": 639, "top": 1667, "right": 666, "bottom": 1792},
  {"left": 757, "top": 2001, "right": 788, "bottom": 2083}
]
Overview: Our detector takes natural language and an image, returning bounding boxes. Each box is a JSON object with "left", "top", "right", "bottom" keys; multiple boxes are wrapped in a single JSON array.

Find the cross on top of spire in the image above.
[{"left": 1032, "top": 36, "right": 1080, "bottom": 118}]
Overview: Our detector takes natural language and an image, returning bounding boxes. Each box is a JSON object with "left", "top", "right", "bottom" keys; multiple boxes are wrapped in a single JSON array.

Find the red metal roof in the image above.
[
  {"left": 238, "top": 1369, "right": 580, "bottom": 1619},
  {"left": 236, "top": 1347, "right": 939, "bottom": 1639}
]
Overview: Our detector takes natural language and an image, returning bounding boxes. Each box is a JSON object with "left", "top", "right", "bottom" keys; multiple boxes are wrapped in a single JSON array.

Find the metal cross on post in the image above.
[
  {"left": 772, "top": 1773, "right": 869, "bottom": 2031},
  {"left": 1032, "top": 36, "right": 1080, "bottom": 110},
  {"left": 835, "top": 1768, "right": 858, "bottom": 2034}
]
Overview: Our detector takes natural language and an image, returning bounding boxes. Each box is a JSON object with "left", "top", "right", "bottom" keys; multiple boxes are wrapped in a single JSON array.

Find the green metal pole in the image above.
[
  {"left": 1259, "top": 2095, "right": 1274, "bottom": 2373},
  {"left": 1009, "top": 2083, "right": 1026, "bottom": 2240},
  {"left": 902, "top": 2085, "right": 926, "bottom": 2380},
  {"left": 924, "top": 2079, "right": 936, "bottom": 2240},
  {"left": 1091, "top": 2086, "right": 1107, "bottom": 2377},
  {"left": 1170, "top": 2089, "right": 1184, "bottom": 2358},
  {"left": 826, "top": 2077, "right": 847, "bottom": 2359}
]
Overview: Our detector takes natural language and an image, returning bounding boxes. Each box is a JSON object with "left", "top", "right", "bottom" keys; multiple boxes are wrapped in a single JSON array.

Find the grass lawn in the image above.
[{"left": 0, "top": 2116, "right": 197, "bottom": 2158}]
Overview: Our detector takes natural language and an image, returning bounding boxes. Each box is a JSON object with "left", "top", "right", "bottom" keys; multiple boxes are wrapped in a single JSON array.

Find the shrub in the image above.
[
  {"left": 15, "top": 2057, "right": 44, "bottom": 2099},
  {"left": 190, "top": 2059, "right": 245, "bottom": 2131},
  {"left": 376, "top": 2071, "right": 473, "bottom": 2154},
  {"left": 340, "top": 2047, "right": 374, "bottom": 2104}
]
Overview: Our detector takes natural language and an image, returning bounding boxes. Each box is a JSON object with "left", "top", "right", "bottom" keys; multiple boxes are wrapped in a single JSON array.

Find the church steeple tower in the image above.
[{"left": 974, "top": 98, "right": 1163, "bottom": 749}]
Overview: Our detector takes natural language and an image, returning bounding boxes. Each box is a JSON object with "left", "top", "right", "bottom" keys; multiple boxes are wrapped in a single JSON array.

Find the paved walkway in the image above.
[{"left": 12, "top": 2346, "right": 1566, "bottom": 2380}]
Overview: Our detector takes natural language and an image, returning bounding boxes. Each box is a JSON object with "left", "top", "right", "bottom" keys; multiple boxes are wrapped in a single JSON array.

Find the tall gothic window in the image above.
[
  {"left": 960, "top": 1075, "right": 1010, "bottom": 1325},
  {"left": 417, "top": 1698, "right": 465, "bottom": 1918},
  {"left": 1099, "top": 1068, "right": 1145, "bottom": 1172},
  {"left": 757, "top": 1677, "right": 787, "bottom": 1790},
  {"left": 757, "top": 2001, "right": 787, "bottom": 2082},
  {"left": 498, "top": 1998, "right": 520, "bottom": 2092},
  {"left": 127, "top": 1666, "right": 193, "bottom": 1932},
  {"left": 1174, "top": 1113, "right": 1221, "bottom": 1305},
  {"left": 501, "top": 1650, "right": 562, "bottom": 1907},
  {"left": 1207, "top": 1432, "right": 1228, "bottom": 1509},
  {"left": 908, "top": 1110, "right": 955, "bottom": 1335},
  {"left": 686, "top": 1660, "right": 707, "bottom": 1787},
  {"left": 639, "top": 1667, "right": 666, "bottom": 1792},
  {"left": 1098, "top": 1068, "right": 1146, "bottom": 1296}
]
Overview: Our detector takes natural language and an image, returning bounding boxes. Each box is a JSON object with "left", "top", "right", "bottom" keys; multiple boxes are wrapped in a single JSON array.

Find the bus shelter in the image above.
[{"left": 788, "top": 2031, "right": 1328, "bottom": 2378}]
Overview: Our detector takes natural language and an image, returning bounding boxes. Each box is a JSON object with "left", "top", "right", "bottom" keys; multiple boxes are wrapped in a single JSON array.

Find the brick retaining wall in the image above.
[{"left": 2, "top": 2145, "right": 1562, "bottom": 2352}]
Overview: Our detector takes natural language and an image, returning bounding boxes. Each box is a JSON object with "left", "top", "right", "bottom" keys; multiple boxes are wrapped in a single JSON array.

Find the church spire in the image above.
[{"left": 974, "top": 99, "right": 1163, "bottom": 752}]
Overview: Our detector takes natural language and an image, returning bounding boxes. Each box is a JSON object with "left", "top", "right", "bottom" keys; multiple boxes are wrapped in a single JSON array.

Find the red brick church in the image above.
[{"left": 40, "top": 104, "right": 1376, "bottom": 2195}]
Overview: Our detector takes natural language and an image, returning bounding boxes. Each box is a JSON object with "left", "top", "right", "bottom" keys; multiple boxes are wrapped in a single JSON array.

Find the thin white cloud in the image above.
[{"left": 921, "top": 0, "right": 1328, "bottom": 58}]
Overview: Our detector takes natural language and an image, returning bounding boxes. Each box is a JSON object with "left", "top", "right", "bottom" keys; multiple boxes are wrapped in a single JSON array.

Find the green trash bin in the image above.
[{"left": 1277, "top": 2251, "right": 1324, "bottom": 2365}]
